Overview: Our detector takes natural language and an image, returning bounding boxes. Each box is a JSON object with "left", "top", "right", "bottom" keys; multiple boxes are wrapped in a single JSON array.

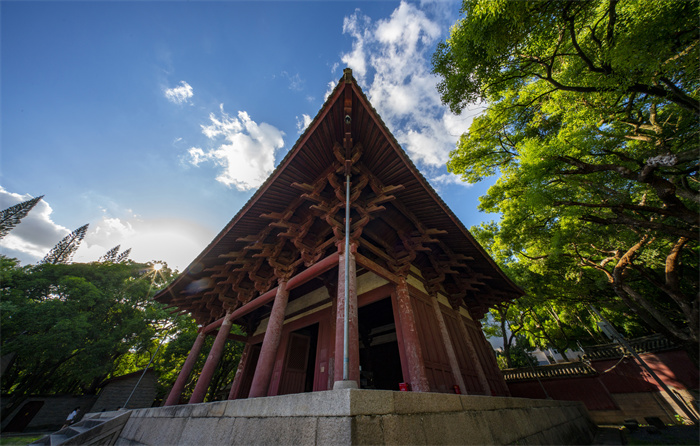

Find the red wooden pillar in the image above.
[
  {"left": 228, "top": 341, "right": 252, "bottom": 400},
  {"left": 395, "top": 279, "right": 430, "bottom": 392},
  {"left": 189, "top": 314, "right": 233, "bottom": 404},
  {"left": 248, "top": 280, "right": 289, "bottom": 398},
  {"left": 430, "top": 295, "right": 467, "bottom": 394},
  {"left": 457, "top": 312, "right": 492, "bottom": 395},
  {"left": 333, "top": 245, "right": 360, "bottom": 388},
  {"left": 164, "top": 331, "right": 206, "bottom": 406}
]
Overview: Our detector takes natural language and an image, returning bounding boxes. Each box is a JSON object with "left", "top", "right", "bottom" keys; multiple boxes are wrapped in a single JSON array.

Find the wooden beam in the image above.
[
  {"left": 355, "top": 252, "right": 401, "bottom": 284},
  {"left": 201, "top": 252, "right": 340, "bottom": 333}
]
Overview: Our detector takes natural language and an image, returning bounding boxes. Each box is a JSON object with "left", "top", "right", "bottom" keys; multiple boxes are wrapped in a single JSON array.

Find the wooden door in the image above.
[
  {"left": 411, "top": 295, "right": 454, "bottom": 393},
  {"left": 277, "top": 333, "right": 311, "bottom": 395}
]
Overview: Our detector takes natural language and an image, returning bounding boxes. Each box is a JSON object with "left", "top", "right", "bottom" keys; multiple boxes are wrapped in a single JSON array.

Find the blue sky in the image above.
[{"left": 1, "top": 0, "right": 493, "bottom": 271}]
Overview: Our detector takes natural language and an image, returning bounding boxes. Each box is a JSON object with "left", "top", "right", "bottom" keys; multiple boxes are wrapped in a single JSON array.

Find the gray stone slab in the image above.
[
  {"left": 352, "top": 415, "right": 384, "bottom": 445},
  {"left": 190, "top": 401, "right": 227, "bottom": 418},
  {"left": 486, "top": 409, "right": 532, "bottom": 445},
  {"left": 529, "top": 407, "right": 557, "bottom": 433},
  {"left": 230, "top": 416, "right": 318, "bottom": 445},
  {"left": 171, "top": 404, "right": 195, "bottom": 418},
  {"left": 226, "top": 391, "right": 355, "bottom": 417},
  {"left": 114, "top": 437, "right": 146, "bottom": 446},
  {"left": 129, "top": 417, "right": 161, "bottom": 444},
  {"left": 459, "top": 395, "right": 505, "bottom": 411},
  {"left": 392, "top": 391, "right": 462, "bottom": 414},
  {"left": 118, "top": 419, "right": 139, "bottom": 441},
  {"left": 316, "top": 416, "right": 352, "bottom": 445},
  {"left": 349, "top": 390, "right": 394, "bottom": 416},
  {"left": 420, "top": 411, "right": 476, "bottom": 445},
  {"left": 458, "top": 411, "right": 497, "bottom": 445},
  {"left": 150, "top": 406, "right": 179, "bottom": 418},
  {"left": 135, "top": 417, "right": 187, "bottom": 445},
  {"left": 380, "top": 414, "right": 428, "bottom": 445},
  {"left": 177, "top": 416, "right": 236, "bottom": 445}
]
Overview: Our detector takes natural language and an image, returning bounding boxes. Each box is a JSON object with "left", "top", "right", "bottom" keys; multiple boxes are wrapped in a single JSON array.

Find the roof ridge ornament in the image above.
[{"left": 343, "top": 67, "right": 353, "bottom": 83}]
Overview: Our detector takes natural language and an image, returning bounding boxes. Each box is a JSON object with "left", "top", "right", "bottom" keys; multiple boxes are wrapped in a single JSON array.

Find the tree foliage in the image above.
[
  {"left": 0, "top": 257, "right": 174, "bottom": 416},
  {"left": 433, "top": 0, "right": 699, "bottom": 352},
  {"left": 42, "top": 224, "right": 89, "bottom": 265},
  {"left": 115, "top": 248, "right": 132, "bottom": 263},
  {"left": 97, "top": 245, "right": 132, "bottom": 263},
  {"left": 0, "top": 196, "right": 43, "bottom": 240},
  {"left": 0, "top": 256, "right": 244, "bottom": 417},
  {"left": 99, "top": 245, "right": 121, "bottom": 263}
]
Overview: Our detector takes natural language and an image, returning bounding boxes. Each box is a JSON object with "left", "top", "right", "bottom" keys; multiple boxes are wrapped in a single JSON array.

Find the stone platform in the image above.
[{"left": 114, "top": 389, "right": 595, "bottom": 445}]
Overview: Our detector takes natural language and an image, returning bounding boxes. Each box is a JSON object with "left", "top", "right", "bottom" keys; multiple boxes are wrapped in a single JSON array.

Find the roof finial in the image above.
[{"left": 343, "top": 68, "right": 353, "bottom": 83}]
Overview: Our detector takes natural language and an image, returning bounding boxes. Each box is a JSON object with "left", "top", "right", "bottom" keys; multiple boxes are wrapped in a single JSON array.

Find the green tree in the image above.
[
  {"left": 0, "top": 196, "right": 43, "bottom": 239},
  {"left": 115, "top": 248, "right": 131, "bottom": 263},
  {"left": 0, "top": 257, "right": 175, "bottom": 418},
  {"left": 113, "top": 316, "right": 244, "bottom": 404},
  {"left": 432, "top": 0, "right": 698, "bottom": 353},
  {"left": 42, "top": 224, "right": 89, "bottom": 264},
  {"left": 99, "top": 245, "right": 121, "bottom": 263}
]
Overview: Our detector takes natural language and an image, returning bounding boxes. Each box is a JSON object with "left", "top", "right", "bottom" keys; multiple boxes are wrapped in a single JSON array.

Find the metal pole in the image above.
[
  {"left": 124, "top": 329, "right": 169, "bottom": 409},
  {"left": 343, "top": 172, "right": 350, "bottom": 381},
  {"left": 590, "top": 306, "right": 698, "bottom": 423}
]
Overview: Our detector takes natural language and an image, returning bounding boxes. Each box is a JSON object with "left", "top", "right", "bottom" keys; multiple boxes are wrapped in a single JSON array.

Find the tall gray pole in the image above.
[{"left": 590, "top": 306, "right": 698, "bottom": 423}]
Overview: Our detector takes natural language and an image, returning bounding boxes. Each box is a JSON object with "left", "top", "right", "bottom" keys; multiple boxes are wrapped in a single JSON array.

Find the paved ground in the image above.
[{"left": 594, "top": 425, "right": 699, "bottom": 445}]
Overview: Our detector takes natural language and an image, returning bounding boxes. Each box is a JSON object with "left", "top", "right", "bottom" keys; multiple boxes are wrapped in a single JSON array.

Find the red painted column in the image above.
[
  {"left": 457, "top": 312, "right": 492, "bottom": 395},
  {"left": 164, "top": 331, "right": 206, "bottom": 406},
  {"left": 227, "top": 341, "right": 252, "bottom": 400},
  {"left": 431, "top": 295, "right": 468, "bottom": 394},
  {"left": 189, "top": 314, "right": 233, "bottom": 404},
  {"left": 248, "top": 280, "right": 290, "bottom": 398},
  {"left": 395, "top": 278, "right": 430, "bottom": 392},
  {"left": 333, "top": 245, "right": 360, "bottom": 388}
]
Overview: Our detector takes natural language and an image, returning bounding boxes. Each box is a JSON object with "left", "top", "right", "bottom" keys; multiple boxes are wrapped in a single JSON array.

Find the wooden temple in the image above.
[{"left": 156, "top": 69, "right": 523, "bottom": 406}]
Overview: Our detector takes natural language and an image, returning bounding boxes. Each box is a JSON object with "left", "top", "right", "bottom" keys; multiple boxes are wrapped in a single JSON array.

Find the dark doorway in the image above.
[
  {"left": 237, "top": 343, "right": 261, "bottom": 399},
  {"left": 3, "top": 400, "right": 44, "bottom": 432},
  {"left": 358, "top": 297, "right": 403, "bottom": 390},
  {"left": 278, "top": 323, "right": 318, "bottom": 395}
]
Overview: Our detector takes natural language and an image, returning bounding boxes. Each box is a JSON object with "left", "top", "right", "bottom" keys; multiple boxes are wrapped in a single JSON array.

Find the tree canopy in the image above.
[
  {"left": 0, "top": 196, "right": 43, "bottom": 240},
  {"left": 0, "top": 256, "right": 243, "bottom": 417},
  {"left": 433, "top": 0, "right": 698, "bottom": 355},
  {"left": 42, "top": 224, "right": 89, "bottom": 265}
]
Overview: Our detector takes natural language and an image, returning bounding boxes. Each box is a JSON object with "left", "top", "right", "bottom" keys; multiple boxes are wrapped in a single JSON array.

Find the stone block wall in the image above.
[{"left": 113, "top": 389, "right": 595, "bottom": 445}]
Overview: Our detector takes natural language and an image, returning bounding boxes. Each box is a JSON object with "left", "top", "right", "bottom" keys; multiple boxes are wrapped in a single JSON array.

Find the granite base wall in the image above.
[{"left": 113, "top": 389, "right": 594, "bottom": 445}]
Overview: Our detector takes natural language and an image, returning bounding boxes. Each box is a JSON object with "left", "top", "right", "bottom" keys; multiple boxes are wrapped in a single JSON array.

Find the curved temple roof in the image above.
[{"left": 154, "top": 69, "right": 523, "bottom": 326}]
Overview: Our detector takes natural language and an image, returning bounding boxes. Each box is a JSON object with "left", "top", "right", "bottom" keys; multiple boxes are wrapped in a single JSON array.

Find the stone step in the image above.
[
  {"left": 48, "top": 434, "right": 68, "bottom": 446},
  {"left": 67, "top": 426, "right": 89, "bottom": 434},
  {"left": 80, "top": 419, "right": 104, "bottom": 428},
  {"left": 30, "top": 417, "right": 110, "bottom": 446}
]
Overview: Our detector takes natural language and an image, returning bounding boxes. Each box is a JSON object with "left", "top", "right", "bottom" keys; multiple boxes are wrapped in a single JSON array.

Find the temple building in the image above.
[{"left": 155, "top": 69, "right": 523, "bottom": 405}]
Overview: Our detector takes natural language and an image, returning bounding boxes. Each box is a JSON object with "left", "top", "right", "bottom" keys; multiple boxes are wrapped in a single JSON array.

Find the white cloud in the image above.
[
  {"left": 164, "top": 81, "right": 194, "bottom": 104},
  {"left": 187, "top": 104, "right": 285, "bottom": 191},
  {"left": 0, "top": 187, "right": 70, "bottom": 262},
  {"left": 429, "top": 173, "right": 473, "bottom": 188},
  {"left": 73, "top": 216, "right": 213, "bottom": 271},
  {"left": 0, "top": 188, "right": 212, "bottom": 271},
  {"left": 339, "top": 1, "right": 476, "bottom": 169},
  {"left": 296, "top": 114, "right": 312, "bottom": 134},
  {"left": 323, "top": 80, "right": 336, "bottom": 101},
  {"left": 280, "top": 71, "right": 304, "bottom": 91}
]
